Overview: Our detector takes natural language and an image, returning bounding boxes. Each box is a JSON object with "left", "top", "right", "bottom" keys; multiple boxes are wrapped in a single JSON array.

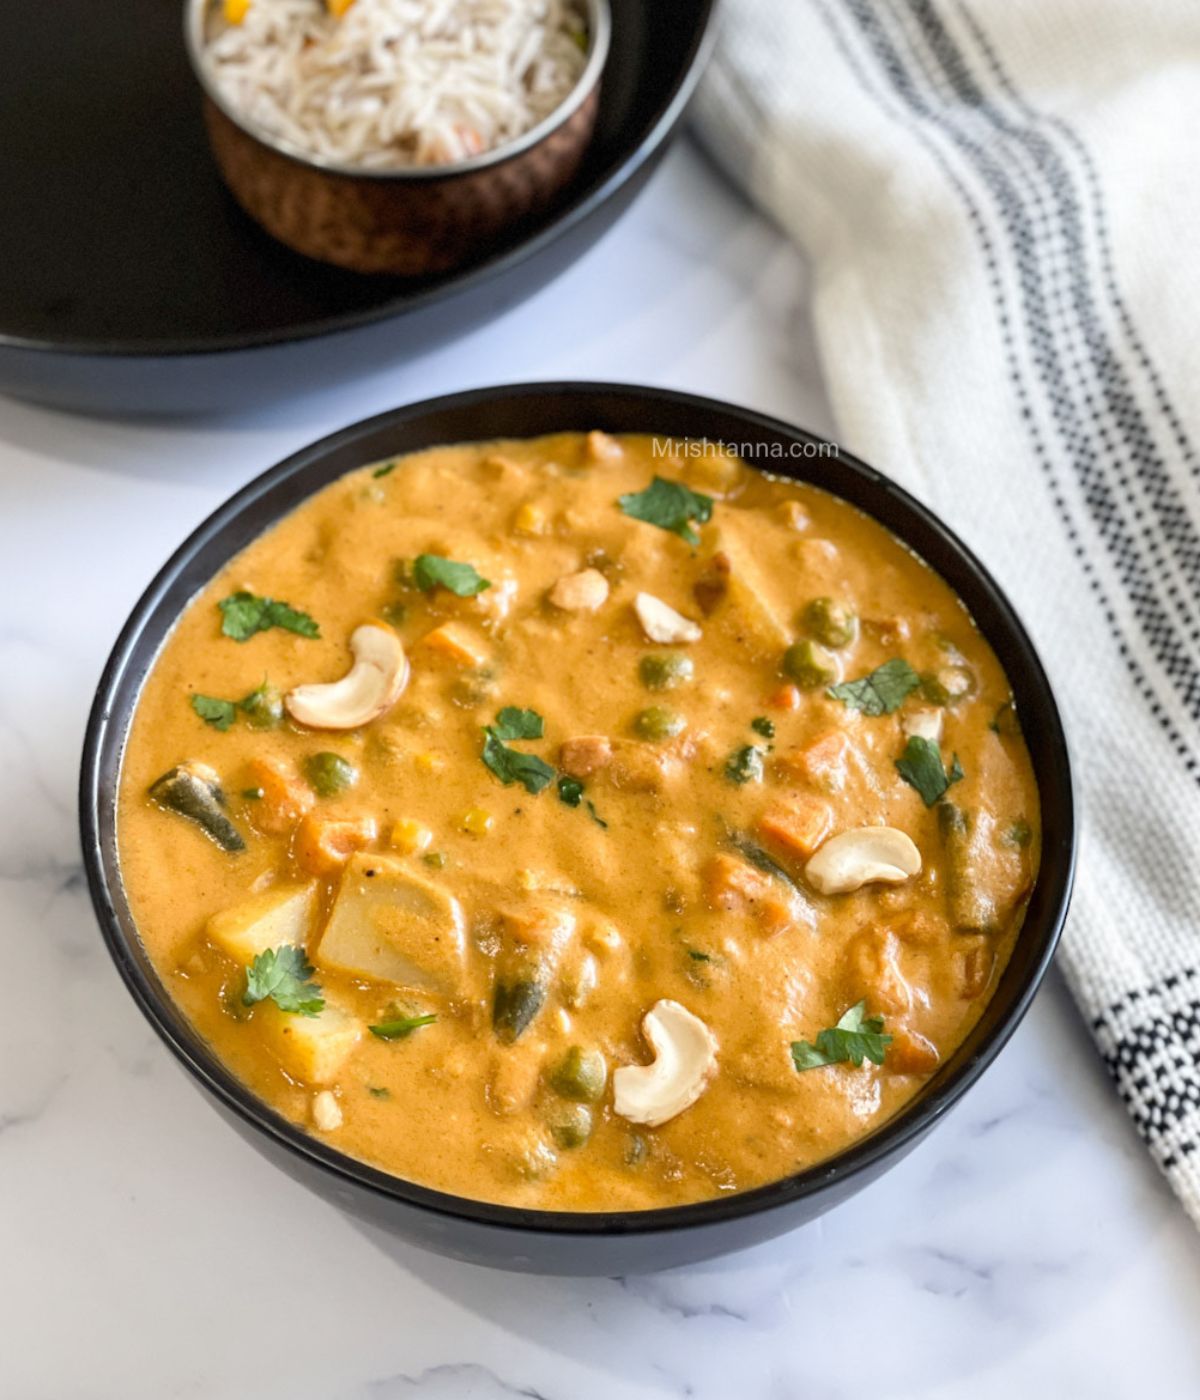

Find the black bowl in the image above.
[{"left": 79, "top": 383, "right": 1076, "bottom": 1274}]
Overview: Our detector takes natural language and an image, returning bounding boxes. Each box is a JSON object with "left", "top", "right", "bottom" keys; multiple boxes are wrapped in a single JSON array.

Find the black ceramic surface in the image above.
[
  {"left": 0, "top": 2, "right": 714, "bottom": 415},
  {"left": 80, "top": 384, "right": 1076, "bottom": 1275}
]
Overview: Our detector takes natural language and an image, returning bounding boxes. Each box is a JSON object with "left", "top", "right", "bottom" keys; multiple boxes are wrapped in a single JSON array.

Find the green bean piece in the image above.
[
  {"left": 239, "top": 683, "right": 283, "bottom": 730},
  {"left": 549, "top": 1047, "right": 608, "bottom": 1103},
  {"left": 638, "top": 653, "right": 695, "bottom": 692},
  {"left": 149, "top": 763, "right": 245, "bottom": 853},
  {"left": 802, "top": 596, "right": 858, "bottom": 648},
  {"left": 937, "top": 802, "right": 996, "bottom": 932},
  {"left": 304, "top": 752, "right": 358, "bottom": 797},
  {"left": 493, "top": 978, "right": 547, "bottom": 1044},
  {"left": 547, "top": 1102, "right": 594, "bottom": 1150},
  {"left": 634, "top": 706, "right": 686, "bottom": 742},
  {"left": 921, "top": 663, "right": 976, "bottom": 707},
  {"left": 781, "top": 639, "right": 839, "bottom": 689}
]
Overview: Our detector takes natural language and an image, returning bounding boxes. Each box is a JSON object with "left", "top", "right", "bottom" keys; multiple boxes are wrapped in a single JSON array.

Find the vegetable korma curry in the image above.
[{"left": 118, "top": 432, "right": 1039, "bottom": 1210}]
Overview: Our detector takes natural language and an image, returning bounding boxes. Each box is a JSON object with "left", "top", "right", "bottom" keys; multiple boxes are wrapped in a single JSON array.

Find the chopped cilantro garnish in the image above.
[
  {"left": 493, "top": 706, "right": 544, "bottom": 740},
  {"left": 557, "top": 776, "right": 585, "bottom": 807},
  {"left": 586, "top": 801, "right": 608, "bottom": 830},
  {"left": 412, "top": 554, "right": 490, "bottom": 596},
  {"left": 725, "top": 744, "right": 765, "bottom": 785},
  {"left": 791, "top": 1001, "right": 892, "bottom": 1071},
  {"left": 191, "top": 694, "right": 237, "bottom": 731},
  {"left": 369, "top": 1012, "right": 437, "bottom": 1040},
  {"left": 828, "top": 658, "right": 921, "bottom": 716},
  {"left": 617, "top": 477, "right": 714, "bottom": 546},
  {"left": 372, "top": 462, "right": 397, "bottom": 479},
  {"left": 750, "top": 716, "right": 775, "bottom": 739},
  {"left": 218, "top": 591, "right": 319, "bottom": 643},
  {"left": 367, "top": 1086, "right": 391, "bottom": 1099},
  {"left": 481, "top": 706, "right": 553, "bottom": 795},
  {"left": 242, "top": 946, "right": 324, "bottom": 1017},
  {"left": 895, "top": 736, "right": 964, "bottom": 806}
]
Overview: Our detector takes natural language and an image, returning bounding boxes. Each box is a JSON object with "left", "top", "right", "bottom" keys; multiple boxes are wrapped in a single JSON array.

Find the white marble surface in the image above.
[{"left": 3, "top": 139, "right": 1199, "bottom": 1399}]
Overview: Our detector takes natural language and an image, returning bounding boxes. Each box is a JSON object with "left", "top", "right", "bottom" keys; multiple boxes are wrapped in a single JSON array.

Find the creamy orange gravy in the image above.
[{"left": 118, "top": 433, "right": 1039, "bottom": 1210}]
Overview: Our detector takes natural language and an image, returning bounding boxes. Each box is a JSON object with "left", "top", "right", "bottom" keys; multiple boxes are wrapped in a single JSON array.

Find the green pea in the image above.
[
  {"left": 921, "top": 663, "right": 975, "bottom": 707},
  {"left": 548, "top": 1102, "right": 594, "bottom": 1150},
  {"left": 634, "top": 706, "right": 686, "bottom": 742},
  {"left": 781, "top": 639, "right": 839, "bottom": 689},
  {"left": 304, "top": 751, "right": 358, "bottom": 797},
  {"left": 239, "top": 683, "right": 283, "bottom": 730},
  {"left": 638, "top": 653, "right": 695, "bottom": 691},
  {"left": 549, "top": 1047, "right": 608, "bottom": 1103},
  {"left": 802, "top": 596, "right": 858, "bottom": 648}
]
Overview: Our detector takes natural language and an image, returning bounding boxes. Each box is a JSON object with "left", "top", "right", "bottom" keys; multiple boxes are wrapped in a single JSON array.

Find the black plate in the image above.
[
  {"left": 0, "top": 2, "right": 715, "bottom": 414},
  {"left": 80, "top": 383, "right": 1076, "bottom": 1274}
]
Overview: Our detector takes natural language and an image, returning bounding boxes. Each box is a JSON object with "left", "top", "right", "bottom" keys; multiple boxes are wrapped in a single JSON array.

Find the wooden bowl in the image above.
[{"left": 185, "top": 0, "right": 610, "bottom": 276}]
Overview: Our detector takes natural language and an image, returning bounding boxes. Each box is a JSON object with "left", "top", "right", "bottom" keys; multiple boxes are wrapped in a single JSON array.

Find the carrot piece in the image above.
[
  {"left": 419, "top": 622, "right": 488, "bottom": 667},
  {"left": 244, "top": 756, "right": 315, "bottom": 836},
  {"left": 705, "top": 854, "right": 796, "bottom": 936},
  {"left": 705, "top": 852, "right": 773, "bottom": 910},
  {"left": 766, "top": 683, "right": 801, "bottom": 711},
  {"left": 293, "top": 813, "right": 377, "bottom": 876},
  {"left": 757, "top": 794, "right": 833, "bottom": 860},
  {"left": 886, "top": 1027, "right": 940, "bottom": 1075}
]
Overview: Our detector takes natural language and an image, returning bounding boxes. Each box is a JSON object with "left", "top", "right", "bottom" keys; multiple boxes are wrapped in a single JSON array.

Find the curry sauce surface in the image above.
[{"left": 118, "top": 433, "right": 1039, "bottom": 1209}]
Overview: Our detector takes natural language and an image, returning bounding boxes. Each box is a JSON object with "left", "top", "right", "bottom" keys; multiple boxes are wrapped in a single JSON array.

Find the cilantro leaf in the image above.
[
  {"left": 372, "top": 461, "right": 397, "bottom": 479},
  {"left": 493, "top": 706, "right": 544, "bottom": 740},
  {"left": 557, "top": 776, "right": 585, "bottom": 807},
  {"left": 242, "top": 946, "right": 324, "bottom": 1016},
  {"left": 895, "top": 736, "right": 964, "bottom": 806},
  {"left": 218, "top": 591, "right": 319, "bottom": 643},
  {"left": 751, "top": 716, "right": 775, "bottom": 740},
  {"left": 617, "top": 477, "right": 714, "bottom": 546},
  {"left": 828, "top": 658, "right": 921, "bottom": 716},
  {"left": 557, "top": 775, "right": 608, "bottom": 828},
  {"left": 191, "top": 693, "right": 237, "bottom": 731},
  {"left": 481, "top": 730, "right": 555, "bottom": 795},
  {"left": 725, "top": 745, "right": 765, "bottom": 785},
  {"left": 412, "top": 554, "right": 490, "bottom": 596},
  {"left": 369, "top": 1012, "right": 437, "bottom": 1040},
  {"left": 791, "top": 1001, "right": 892, "bottom": 1071}
]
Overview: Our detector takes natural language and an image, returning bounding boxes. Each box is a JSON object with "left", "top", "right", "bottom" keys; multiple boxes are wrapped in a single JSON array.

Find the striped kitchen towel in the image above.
[{"left": 694, "top": 0, "right": 1200, "bottom": 1224}]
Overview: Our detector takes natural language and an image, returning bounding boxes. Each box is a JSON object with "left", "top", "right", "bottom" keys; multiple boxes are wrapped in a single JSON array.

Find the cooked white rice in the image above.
[{"left": 204, "top": 0, "right": 590, "bottom": 170}]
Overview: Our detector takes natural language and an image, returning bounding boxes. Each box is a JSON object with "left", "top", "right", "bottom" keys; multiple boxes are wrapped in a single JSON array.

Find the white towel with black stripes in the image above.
[{"left": 694, "top": 0, "right": 1200, "bottom": 1225}]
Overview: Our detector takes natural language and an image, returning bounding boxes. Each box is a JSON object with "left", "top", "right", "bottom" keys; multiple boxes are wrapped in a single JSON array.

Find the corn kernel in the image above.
[
  {"left": 390, "top": 818, "right": 433, "bottom": 854},
  {"left": 461, "top": 808, "right": 493, "bottom": 836},
  {"left": 223, "top": 0, "right": 251, "bottom": 23},
  {"left": 326, "top": 0, "right": 356, "bottom": 15},
  {"left": 415, "top": 751, "right": 446, "bottom": 776},
  {"left": 513, "top": 502, "right": 547, "bottom": 536}
]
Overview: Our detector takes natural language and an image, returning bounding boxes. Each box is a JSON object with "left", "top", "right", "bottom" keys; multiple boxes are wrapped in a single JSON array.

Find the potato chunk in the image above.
[
  {"left": 206, "top": 883, "right": 318, "bottom": 965},
  {"left": 316, "top": 853, "right": 465, "bottom": 991},
  {"left": 262, "top": 999, "right": 363, "bottom": 1085}
]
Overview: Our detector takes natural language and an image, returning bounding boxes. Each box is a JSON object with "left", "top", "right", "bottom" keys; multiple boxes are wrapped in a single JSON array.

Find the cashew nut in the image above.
[
  {"left": 549, "top": 568, "right": 610, "bottom": 612},
  {"left": 804, "top": 827, "right": 922, "bottom": 895},
  {"left": 634, "top": 592, "right": 702, "bottom": 644},
  {"left": 612, "top": 999, "right": 718, "bottom": 1126},
  {"left": 285, "top": 624, "right": 409, "bottom": 730}
]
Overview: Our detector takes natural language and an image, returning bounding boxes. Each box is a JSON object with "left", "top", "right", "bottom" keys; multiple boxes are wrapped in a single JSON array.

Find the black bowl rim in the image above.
[
  {"left": 184, "top": 0, "right": 613, "bottom": 182},
  {"left": 6, "top": 2, "right": 716, "bottom": 361},
  {"left": 80, "top": 380, "right": 1076, "bottom": 1242}
]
